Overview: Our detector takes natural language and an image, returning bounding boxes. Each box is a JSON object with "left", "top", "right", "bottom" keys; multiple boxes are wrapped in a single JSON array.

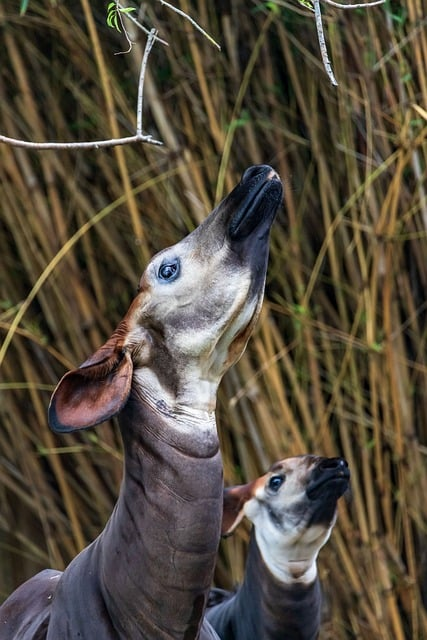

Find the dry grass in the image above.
[{"left": 0, "top": 0, "right": 426, "bottom": 637}]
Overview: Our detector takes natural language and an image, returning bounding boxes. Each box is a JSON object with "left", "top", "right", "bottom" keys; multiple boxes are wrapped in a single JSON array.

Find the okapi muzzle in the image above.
[{"left": 0, "top": 166, "right": 283, "bottom": 640}]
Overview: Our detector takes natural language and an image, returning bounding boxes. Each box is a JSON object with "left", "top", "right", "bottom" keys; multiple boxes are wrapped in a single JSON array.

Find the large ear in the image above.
[
  {"left": 221, "top": 482, "right": 254, "bottom": 537},
  {"left": 48, "top": 336, "right": 134, "bottom": 433}
]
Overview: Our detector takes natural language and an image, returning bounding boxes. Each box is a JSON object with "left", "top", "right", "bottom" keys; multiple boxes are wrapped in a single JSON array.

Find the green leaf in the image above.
[
  {"left": 106, "top": 6, "right": 116, "bottom": 29},
  {"left": 297, "top": 0, "right": 315, "bottom": 11},
  {"left": 107, "top": 2, "right": 132, "bottom": 33},
  {"left": 107, "top": 4, "right": 120, "bottom": 32},
  {"left": 106, "top": 2, "right": 136, "bottom": 32}
]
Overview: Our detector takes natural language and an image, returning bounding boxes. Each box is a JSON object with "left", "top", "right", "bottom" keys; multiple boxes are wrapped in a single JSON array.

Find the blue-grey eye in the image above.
[
  {"left": 268, "top": 475, "right": 284, "bottom": 493},
  {"left": 158, "top": 259, "right": 180, "bottom": 282}
]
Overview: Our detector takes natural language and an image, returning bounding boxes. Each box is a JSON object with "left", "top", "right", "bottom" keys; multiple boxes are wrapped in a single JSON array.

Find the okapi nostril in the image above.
[{"left": 319, "top": 457, "right": 347, "bottom": 470}]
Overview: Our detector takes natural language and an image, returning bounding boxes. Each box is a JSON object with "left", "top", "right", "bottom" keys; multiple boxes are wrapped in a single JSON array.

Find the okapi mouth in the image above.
[
  {"left": 306, "top": 457, "right": 350, "bottom": 502},
  {"left": 228, "top": 165, "right": 283, "bottom": 241}
]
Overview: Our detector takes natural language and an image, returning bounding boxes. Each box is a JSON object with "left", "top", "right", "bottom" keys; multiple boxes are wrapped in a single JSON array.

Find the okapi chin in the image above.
[
  {"left": 0, "top": 165, "right": 283, "bottom": 640},
  {"left": 206, "top": 455, "right": 350, "bottom": 640}
]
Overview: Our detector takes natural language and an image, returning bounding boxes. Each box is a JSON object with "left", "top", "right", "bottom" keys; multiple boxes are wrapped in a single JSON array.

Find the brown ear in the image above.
[
  {"left": 48, "top": 336, "right": 133, "bottom": 433},
  {"left": 221, "top": 482, "right": 254, "bottom": 537}
]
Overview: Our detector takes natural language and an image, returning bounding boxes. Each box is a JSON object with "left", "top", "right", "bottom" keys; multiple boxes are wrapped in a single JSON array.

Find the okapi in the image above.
[
  {"left": 0, "top": 165, "right": 283, "bottom": 640},
  {"left": 206, "top": 455, "right": 350, "bottom": 640}
]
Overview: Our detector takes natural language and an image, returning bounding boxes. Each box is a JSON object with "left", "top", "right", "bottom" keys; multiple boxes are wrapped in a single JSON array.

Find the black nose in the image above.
[
  {"left": 306, "top": 457, "right": 350, "bottom": 501},
  {"left": 241, "top": 165, "right": 276, "bottom": 184},
  {"left": 226, "top": 165, "right": 282, "bottom": 242},
  {"left": 318, "top": 457, "right": 348, "bottom": 472}
]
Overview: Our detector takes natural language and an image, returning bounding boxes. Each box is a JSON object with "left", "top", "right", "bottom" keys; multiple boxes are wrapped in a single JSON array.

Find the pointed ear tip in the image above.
[
  {"left": 48, "top": 393, "right": 111, "bottom": 433},
  {"left": 48, "top": 390, "right": 89, "bottom": 433},
  {"left": 48, "top": 397, "right": 71, "bottom": 433}
]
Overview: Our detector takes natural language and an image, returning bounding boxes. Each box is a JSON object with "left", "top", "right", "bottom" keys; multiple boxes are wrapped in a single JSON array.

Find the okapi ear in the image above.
[
  {"left": 48, "top": 339, "right": 133, "bottom": 433},
  {"left": 221, "top": 482, "right": 254, "bottom": 537}
]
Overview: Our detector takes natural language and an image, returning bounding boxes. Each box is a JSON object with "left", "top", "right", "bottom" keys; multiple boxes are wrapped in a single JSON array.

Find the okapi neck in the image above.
[
  {"left": 236, "top": 533, "right": 321, "bottom": 640},
  {"left": 122, "top": 386, "right": 220, "bottom": 457},
  {"left": 130, "top": 368, "right": 221, "bottom": 456},
  {"left": 98, "top": 396, "right": 223, "bottom": 639}
]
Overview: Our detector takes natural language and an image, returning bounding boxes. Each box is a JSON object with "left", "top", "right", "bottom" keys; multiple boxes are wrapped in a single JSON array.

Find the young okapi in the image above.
[
  {"left": 0, "top": 165, "right": 283, "bottom": 640},
  {"left": 206, "top": 455, "right": 350, "bottom": 640}
]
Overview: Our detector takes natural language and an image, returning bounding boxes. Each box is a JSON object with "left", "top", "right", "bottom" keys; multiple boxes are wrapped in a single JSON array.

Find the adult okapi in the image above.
[{"left": 0, "top": 165, "right": 283, "bottom": 640}]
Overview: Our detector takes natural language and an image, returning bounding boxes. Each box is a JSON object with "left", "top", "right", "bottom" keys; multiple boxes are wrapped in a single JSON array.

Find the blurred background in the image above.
[{"left": 0, "top": 1, "right": 426, "bottom": 637}]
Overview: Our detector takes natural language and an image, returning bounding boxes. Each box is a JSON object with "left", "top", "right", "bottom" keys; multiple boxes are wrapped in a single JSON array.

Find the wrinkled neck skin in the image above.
[
  {"left": 207, "top": 533, "right": 321, "bottom": 640},
  {"left": 48, "top": 372, "right": 223, "bottom": 640},
  {"left": 101, "top": 394, "right": 223, "bottom": 639}
]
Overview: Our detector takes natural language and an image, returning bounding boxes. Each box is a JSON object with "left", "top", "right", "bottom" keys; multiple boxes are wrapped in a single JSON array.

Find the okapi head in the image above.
[
  {"left": 49, "top": 165, "right": 283, "bottom": 434},
  {"left": 222, "top": 455, "right": 350, "bottom": 584},
  {"left": 206, "top": 456, "right": 350, "bottom": 640}
]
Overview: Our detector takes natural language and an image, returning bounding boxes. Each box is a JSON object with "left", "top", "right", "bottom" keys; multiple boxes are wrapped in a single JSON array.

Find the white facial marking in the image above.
[{"left": 129, "top": 238, "right": 260, "bottom": 416}]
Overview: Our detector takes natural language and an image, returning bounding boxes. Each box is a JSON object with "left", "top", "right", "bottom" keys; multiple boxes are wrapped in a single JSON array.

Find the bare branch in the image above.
[
  {"left": 321, "top": 0, "right": 385, "bottom": 8},
  {"left": 0, "top": 25, "right": 162, "bottom": 151},
  {"left": 158, "top": 0, "right": 221, "bottom": 50},
  {"left": 0, "top": 1, "right": 221, "bottom": 149},
  {"left": 274, "top": 0, "right": 385, "bottom": 84},
  {"left": 0, "top": 133, "right": 163, "bottom": 150},
  {"left": 313, "top": 0, "right": 338, "bottom": 86},
  {"left": 137, "top": 29, "right": 157, "bottom": 136}
]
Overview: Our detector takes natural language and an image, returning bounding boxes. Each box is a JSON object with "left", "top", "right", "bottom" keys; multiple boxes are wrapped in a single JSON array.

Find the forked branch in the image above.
[
  {"left": 3, "top": 1, "right": 220, "bottom": 151},
  {"left": 311, "top": 0, "right": 386, "bottom": 86},
  {"left": 0, "top": 27, "right": 161, "bottom": 151}
]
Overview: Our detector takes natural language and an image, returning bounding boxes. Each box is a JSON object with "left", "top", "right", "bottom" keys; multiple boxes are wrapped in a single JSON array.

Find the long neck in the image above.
[
  {"left": 99, "top": 391, "right": 223, "bottom": 639},
  {"left": 207, "top": 532, "right": 321, "bottom": 640}
]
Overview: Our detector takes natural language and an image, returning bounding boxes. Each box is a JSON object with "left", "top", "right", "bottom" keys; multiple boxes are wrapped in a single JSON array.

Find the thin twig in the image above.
[
  {"left": 117, "top": 1, "right": 169, "bottom": 46},
  {"left": 137, "top": 29, "right": 157, "bottom": 136},
  {"left": 278, "top": 0, "right": 384, "bottom": 83},
  {"left": 158, "top": 0, "right": 221, "bottom": 50},
  {"left": 313, "top": 0, "right": 338, "bottom": 86},
  {"left": 114, "top": 2, "right": 134, "bottom": 54},
  {"left": 0, "top": 133, "right": 162, "bottom": 150},
  {"left": 321, "top": 0, "right": 385, "bottom": 7}
]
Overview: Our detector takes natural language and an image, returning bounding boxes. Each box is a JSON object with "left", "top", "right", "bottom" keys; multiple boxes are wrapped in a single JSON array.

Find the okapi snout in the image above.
[
  {"left": 306, "top": 457, "right": 350, "bottom": 501},
  {"left": 304, "top": 456, "right": 350, "bottom": 527},
  {"left": 227, "top": 165, "right": 282, "bottom": 241}
]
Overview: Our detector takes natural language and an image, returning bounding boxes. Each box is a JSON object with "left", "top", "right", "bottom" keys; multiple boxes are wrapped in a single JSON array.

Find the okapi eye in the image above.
[
  {"left": 158, "top": 259, "right": 180, "bottom": 282},
  {"left": 268, "top": 475, "right": 284, "bottom": 493}
]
